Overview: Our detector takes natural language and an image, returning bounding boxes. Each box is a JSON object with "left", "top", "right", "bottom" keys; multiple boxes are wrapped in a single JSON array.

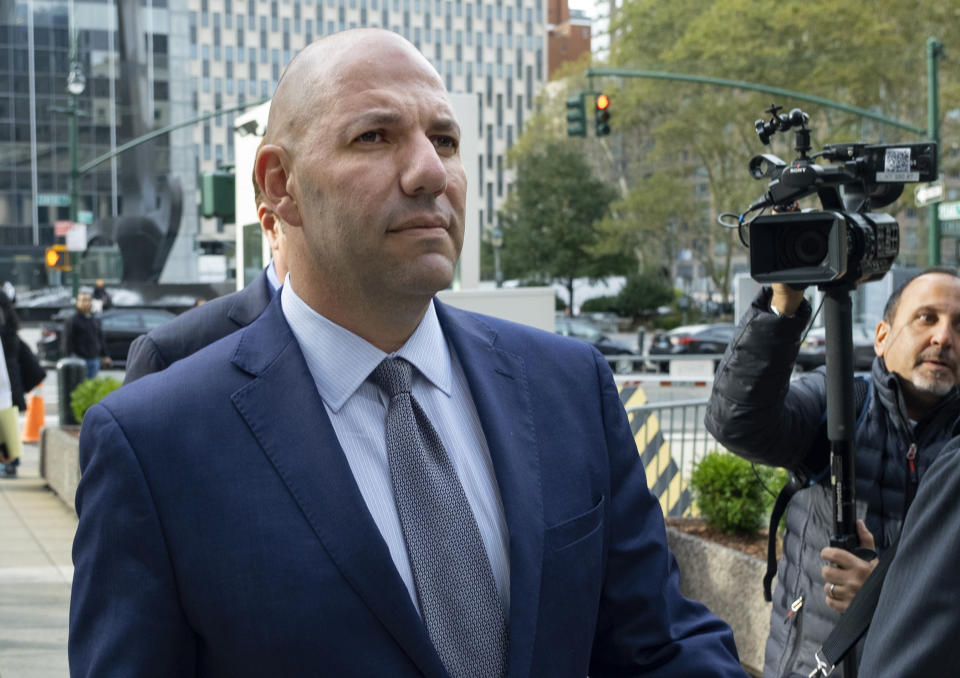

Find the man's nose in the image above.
[
  {"left": 931, "top": 320, "right": 956, "bottom": 347},
  {"left": 400, "top": 137, "right": 447, "bottom": 198}
]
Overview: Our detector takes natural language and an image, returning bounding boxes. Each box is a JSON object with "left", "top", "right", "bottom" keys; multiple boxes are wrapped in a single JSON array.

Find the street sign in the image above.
[
  {"left": 915, "top": 180, "right": 944, "bottom": 207},
  {"left": 66, "top": 223, "right": 87, "bottom": 252},
  {"left": 54, "top": 220, "right": 73, "bottom": 236},
  {"left": 37, "top": 193, "right": 70, "bottom": 207},
  {"left": 939, "top": 201, "right": 960, "bottom": 222},
  {"left": 78, "top": 210, "right": 94, "bottom": 224}
]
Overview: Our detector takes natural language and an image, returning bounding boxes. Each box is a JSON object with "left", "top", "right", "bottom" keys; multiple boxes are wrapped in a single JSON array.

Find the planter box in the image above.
[
  {"left": 666, "top": 527, "right": 771, "bottom": 677},
  {"left": 40, "top": 426, "right": 81, "bottom": 512}
]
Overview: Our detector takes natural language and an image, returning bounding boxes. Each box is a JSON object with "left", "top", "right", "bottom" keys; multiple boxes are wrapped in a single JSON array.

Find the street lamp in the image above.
[
  {"left": 66, "top": 57, "right": 85, "bottom": 224},
  {"left": 491, "top": 227, "right": 504, "bottom": 288},
  {"left": 49, "top": 30, "right": 86, "bottom": 296}
]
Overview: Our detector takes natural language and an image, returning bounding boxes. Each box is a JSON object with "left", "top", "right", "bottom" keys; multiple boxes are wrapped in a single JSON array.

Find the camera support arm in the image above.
[{"left": 822, "top": 284, "right": 877, "bottom": 678}]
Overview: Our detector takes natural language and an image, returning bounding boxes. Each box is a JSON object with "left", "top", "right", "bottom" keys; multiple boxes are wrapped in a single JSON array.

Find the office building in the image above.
[{"left": 2, "top": 0, "right": 564, "bottom": 283}]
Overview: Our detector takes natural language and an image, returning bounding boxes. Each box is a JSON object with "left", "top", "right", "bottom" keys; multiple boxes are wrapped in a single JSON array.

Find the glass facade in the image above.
[{"left": 1, "top": 0, "right": 546, "bottom": 280}]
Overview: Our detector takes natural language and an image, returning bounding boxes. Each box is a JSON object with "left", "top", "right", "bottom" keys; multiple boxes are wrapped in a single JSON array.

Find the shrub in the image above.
[
  {"left": 70, "top": 376, "right": 122, "bottom": 424},
  {"left": 580, "top": 295, "right": 620, "bottom": 314},
  {"left": 690, "top": 451, "right": 786, "bottom": 535},
  {"left": 616, "top": 272, "right": 674, "bottom": 319}
]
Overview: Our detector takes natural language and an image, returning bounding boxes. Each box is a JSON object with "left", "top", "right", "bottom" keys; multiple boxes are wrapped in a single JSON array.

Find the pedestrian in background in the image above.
[
  {"left": 91, "top": 279, "right": 112, "bottom": 313},
  {"left": 0, "top": 285, "right": 44, "bottom": 478},
  {"left": 123, "top": 135, "right": 288, "bottom": 384},
  {"left": 64, "top": 292, "right": 111, "bottom": 379}
]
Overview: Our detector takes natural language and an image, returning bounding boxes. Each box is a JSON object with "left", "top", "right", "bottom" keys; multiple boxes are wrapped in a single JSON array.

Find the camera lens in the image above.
[{"left": 782, "top": 226, "right": 828, "bottom": 266}]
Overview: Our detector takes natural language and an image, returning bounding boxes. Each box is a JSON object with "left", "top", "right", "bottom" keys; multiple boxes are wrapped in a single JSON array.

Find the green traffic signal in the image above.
[{"left": 565, "top": 95, "right": 586, "bottom": 138}]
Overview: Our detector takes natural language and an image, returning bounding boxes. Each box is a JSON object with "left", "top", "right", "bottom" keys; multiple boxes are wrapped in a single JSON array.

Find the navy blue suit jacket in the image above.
[
  {"left": 123, "top": 269, "right": 273, "bottom": 384},
  {"left": 70, "top": 296, "right": 744, "bottom": 677}
]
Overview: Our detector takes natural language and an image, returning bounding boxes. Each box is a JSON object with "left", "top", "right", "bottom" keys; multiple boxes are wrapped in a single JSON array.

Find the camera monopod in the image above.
[{"left": 818, "top": 284, "right": 878, "bottom": 678}]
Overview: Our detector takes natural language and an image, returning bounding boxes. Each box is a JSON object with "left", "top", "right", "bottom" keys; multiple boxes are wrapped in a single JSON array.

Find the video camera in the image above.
[{"left": 743, "top": 105, "right": 937, "bottom": 287}]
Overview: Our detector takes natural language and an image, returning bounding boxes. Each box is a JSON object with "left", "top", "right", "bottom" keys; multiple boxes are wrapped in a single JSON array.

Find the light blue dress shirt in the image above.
[
  {"left": 280, "top": 282, "right": 511, "bottom": 615},
  {"left": 265, "top": 260, "right": 281, "bottom": 294}
]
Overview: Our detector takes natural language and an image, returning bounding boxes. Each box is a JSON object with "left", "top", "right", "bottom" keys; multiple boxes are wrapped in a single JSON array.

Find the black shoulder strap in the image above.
[
  {"left": 763, "top": 473, "right": 803, "bottom": 601},
  {"left": 812, "top": 532, "right": 900, "bottom": 676},
  {"left": 762, "top": 376, "right": 872, "bottom": 602}
]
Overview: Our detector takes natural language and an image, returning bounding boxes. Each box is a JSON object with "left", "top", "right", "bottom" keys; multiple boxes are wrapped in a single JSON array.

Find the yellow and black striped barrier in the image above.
[{"left": 618, "top": 383, "right": 694, "bottom": 518}]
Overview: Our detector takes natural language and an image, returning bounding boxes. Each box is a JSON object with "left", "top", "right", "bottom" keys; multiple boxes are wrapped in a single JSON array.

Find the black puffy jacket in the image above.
[{"left": 705, "top": 288, "right": 960, "bottom": 678}]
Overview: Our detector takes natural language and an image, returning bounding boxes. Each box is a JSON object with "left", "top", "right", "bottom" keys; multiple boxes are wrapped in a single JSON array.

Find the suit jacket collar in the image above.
[
  {"left": 230, "top": 296, "right": 545, "bottom": 678},
  {"left": 227, "top": 268, "right": 273, "bottom": 329}
]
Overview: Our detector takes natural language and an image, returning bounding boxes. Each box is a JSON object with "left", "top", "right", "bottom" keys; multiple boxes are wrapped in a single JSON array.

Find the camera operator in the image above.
[{"left": 705, "top": 268, "right": 960, "bottom": 678}]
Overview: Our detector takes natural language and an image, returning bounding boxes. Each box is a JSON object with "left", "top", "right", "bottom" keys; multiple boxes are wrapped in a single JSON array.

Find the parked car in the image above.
[
  {"left": 37, "top": 307, "right": 176, "bottom": 367},
  {"left": 796, "top": 323, "right": 877, "bottom": 372},
  {"left": 554, "top": 317, "right": 641, "bottom": 374},
  {"left": 648, "top": 323, "right": 737, "bottom": 373}
]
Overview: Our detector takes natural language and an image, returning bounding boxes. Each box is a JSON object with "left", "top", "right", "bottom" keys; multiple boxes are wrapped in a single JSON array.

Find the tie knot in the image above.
[{"left": 371, "top": 357, "right": 413, "bottom": 398}]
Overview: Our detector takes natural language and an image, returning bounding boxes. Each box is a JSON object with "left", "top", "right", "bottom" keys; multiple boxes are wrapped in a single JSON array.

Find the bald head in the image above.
[{"left": 265, "top": 29, "right": 440, "bottom": 151}]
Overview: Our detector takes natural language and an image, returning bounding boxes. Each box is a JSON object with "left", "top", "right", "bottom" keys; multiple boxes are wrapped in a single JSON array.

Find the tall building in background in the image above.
[
  {"left": 545, "top": 0, "right": 589, "bottom": 78},
  {"left": 1, "top": 0, "right": 554, "bottom": 284}
]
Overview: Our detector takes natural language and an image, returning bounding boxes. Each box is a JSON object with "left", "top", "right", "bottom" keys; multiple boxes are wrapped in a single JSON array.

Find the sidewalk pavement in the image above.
[
  {"left": 0, "top": 438, "right": 75, "bottom": 678},
  {"left": 0, "top": 334, "right": 85, "bottom": 678}
]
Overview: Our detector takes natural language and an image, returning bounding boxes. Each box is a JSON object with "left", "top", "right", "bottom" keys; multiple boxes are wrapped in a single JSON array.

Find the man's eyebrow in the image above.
[
  {"left": 345, "top": 111, "right": 460, "bottom": 137},
  {"left": 431, "top": 117, "right": 461, "bottom": 137},
  {"left": 350, "top": 110, "right": 404, "bottom": 129}
]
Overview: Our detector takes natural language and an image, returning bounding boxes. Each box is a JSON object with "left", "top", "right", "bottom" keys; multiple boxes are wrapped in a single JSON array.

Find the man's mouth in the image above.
[
  {"left": 917, "top": 355, "right": 955, "bottom": 370},
  {"left": 391, "top": 215, "right": 448, "bottom": 233}
]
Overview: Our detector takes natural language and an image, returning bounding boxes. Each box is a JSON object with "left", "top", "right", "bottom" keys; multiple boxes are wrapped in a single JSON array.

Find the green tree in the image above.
[
  {"left": 616, "top": 270, "right": 675, "bottom": 320},
  {"left": 599, "top": 0, "right": 959, "bottom": 272},
  {"left": 499, "top": 140, "right": 631, "bottom": 311}
]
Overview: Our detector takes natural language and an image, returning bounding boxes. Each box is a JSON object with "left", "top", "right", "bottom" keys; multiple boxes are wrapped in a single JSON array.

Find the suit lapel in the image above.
[
  {"left": 436, "top": 301, "right": 545, "bottom": 678},
  {"left": 227, "top": 269, "right": 273, "bottom": 328},
  {"left": 229, "top": 299, "right": 446, "bottom": 678}
]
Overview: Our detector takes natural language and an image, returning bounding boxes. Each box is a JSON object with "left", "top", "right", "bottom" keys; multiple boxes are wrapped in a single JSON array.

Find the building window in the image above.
[{"left": 486, "top": 124, "right": 493, "bottom": 168}]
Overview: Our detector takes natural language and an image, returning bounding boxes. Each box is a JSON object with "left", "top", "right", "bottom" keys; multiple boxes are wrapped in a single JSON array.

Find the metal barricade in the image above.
[{"left": 624, "top": 398, "right": 728, "bottom": 517}]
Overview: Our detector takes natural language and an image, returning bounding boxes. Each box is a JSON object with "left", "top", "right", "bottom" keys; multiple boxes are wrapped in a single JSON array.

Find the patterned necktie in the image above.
[{"left": 370, "top": 357, "right": 508, "bottom": 678}]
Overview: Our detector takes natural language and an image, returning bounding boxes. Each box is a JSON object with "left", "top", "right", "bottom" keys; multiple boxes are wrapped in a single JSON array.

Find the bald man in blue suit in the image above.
[{"left": 70, "top": 29, "right": 745, "bottom": 678}]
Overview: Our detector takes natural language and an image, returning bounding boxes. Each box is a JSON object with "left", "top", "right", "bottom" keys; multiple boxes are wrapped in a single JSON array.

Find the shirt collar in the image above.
[
  {"left": 265, "top": 260, "right": 282, "bottom": 294},
  {"left": 280, "top": 282, "right": 452, "bottom": 412}
]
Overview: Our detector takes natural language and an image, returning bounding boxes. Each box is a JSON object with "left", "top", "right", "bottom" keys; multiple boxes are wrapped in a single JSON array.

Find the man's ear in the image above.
[
  {"left": 256, "top": 144, "right": 302, "bottom": 228},
  {"left": 875, "top": 319, "right": 890, "bottom": 357},
  {"left": 258, "top": 205, "right": 281, "bottom": 250}
]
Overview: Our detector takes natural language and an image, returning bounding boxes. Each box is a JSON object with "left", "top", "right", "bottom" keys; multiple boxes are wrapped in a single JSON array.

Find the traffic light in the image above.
[
  {"left": 565, "top": 95, "right": 586, "bottom": 138},
  {"left": 595, "top": 93, "right": 611, "bottom": 137},
  {"left": 201, "top": 170, "right": 236, "bottom": 222},
  {"left": 45, "top": 244, "right": 71, "bottom": 271}
]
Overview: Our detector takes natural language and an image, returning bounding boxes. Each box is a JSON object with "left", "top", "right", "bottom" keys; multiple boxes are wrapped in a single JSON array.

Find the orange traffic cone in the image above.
[{"left": 21, "top": 389, "right": 45, "bottom": 444}]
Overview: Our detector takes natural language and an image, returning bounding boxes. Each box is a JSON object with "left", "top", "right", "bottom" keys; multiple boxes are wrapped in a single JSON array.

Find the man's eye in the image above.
[
  {"left": 356, "top": 131, "right": 383, "bottom": 143},
  {"left": 433, "top": 135, "right": 459, "bottom": 151}
]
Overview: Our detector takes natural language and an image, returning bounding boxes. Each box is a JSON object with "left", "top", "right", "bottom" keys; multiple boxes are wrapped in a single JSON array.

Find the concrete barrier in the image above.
[
  {"left": 39, "top": 426, "right": 81, "bottom": 512},
  {"left": 666, "top": 527, "right": 771, "bottom": 677}
]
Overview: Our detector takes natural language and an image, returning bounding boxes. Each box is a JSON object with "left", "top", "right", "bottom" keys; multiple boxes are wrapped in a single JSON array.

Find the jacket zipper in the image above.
[{"left": 905, "top": 442, "right": 919, "bottom": 514}]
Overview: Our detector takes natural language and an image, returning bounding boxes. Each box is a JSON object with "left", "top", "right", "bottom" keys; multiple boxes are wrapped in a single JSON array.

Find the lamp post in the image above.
[
  {"left": 50, "top": 33, "right": 86, "bottom": 297},
  {"left": 491, "top": 227, "right": 504, "bottom": 288},
  {"left": 66, "top": 57, "right": 86, "bottom": 225}
]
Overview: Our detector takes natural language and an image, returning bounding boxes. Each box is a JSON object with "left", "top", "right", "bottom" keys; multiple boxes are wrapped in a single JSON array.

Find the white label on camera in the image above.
[{"left": 877, "top": 148, "right": 919, "bottom": 182}]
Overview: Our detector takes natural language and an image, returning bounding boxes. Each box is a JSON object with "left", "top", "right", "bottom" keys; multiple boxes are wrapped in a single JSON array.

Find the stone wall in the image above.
[
  {"left": 667, "top": 527, "right": 772, "bottom": 677},
  {"left": 39, "top": 426, "right": 81, "bottom": 512}
]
